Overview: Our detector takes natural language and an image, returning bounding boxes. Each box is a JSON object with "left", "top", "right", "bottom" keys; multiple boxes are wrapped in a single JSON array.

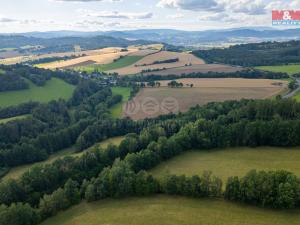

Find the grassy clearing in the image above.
[
  {"left": 76, "top": 56, "right": 144, "bottom": 73},
  {"left": 109, "top": 87, "right": 131, "bottom": 118},
  {"left": 150, "top": 147, "right": 300, "bottom": 182},
  {"left": 255, "top": 65, "right": 300, "bottom": 75},
  {"left": 0, "top": 115, "right": 29, "bottom": 124},
  {"left": 0, "top": 78, "right": 75, "bottom": 108},
  {"left": 2, "top": 147, "right": 77, "bottom": 181},
  {"left": 294, "top": 92, "right": 300, "bottom": 102},
  {"left": 1, "top": 136, "right": 124, "bottom": 181},
  {"left": 41, "top": 195, "right": 300, "bottom": 225}
]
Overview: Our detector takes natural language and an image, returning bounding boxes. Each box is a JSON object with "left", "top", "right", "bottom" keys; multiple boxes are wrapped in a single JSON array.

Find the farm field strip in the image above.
[
  {"left": 41, "top": 195, "right": 300, "bottom": 225},
  {"left": 76, "top": 56, "right": 144, "bottom": 73},
  {"left": 107, "top": 51, "right": 205, "bottom": 75},
  {"left": 150, "top": 147, "right": 300, "bottom": 182},
  {"left": 143, "top": 64, "right": 243, "bottom": 76}
]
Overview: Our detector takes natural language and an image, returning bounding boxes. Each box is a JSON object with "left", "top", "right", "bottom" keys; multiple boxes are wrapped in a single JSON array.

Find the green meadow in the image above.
[
  {"left": 76, "top": 56, "right": 143, "bottom": 73},
  {"left": 41, "top": 196, "right": 300, "bottom": 225},
  {"left": 294, "top": 92, "right": 300, "bottom": 102},
  {"left": 0, "top": 78, "right": 75, "bottom": 108},
  {"left": 109, "top": 87, "right": 131, "bottom": 118},
  {"left": 0, "top": 114, "right": 29, "bottom": 124},
  {"left": 150, "top": 147, "right": 300, "bottom": 182},
  {"left": 255, "top": 64, "right": 300, "bottom": 75}
]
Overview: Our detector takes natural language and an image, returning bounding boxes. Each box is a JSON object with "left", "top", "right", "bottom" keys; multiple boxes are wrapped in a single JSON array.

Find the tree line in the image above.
[
  {"left": 122, "top": 68, "right": 289, "bottom": 83},
  {"left": 1, "top": 98, "right": 300, "bottom": 225}
]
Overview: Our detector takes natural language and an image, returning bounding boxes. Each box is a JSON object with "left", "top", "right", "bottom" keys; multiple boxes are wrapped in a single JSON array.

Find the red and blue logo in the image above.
[{"left": 272, "top": 10, "right": 300, "bottom": 26}]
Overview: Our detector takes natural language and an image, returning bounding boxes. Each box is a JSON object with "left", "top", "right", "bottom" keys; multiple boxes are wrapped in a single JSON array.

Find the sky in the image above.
[{"left": 0, "top": 0, "right": 300, "bottom": 33}]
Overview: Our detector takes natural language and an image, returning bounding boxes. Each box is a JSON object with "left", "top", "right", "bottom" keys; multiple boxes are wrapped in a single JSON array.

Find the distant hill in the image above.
[
  {"left": 7, "top": 27, "right": 300, "bottom": 46},
  {"left": 0, "top": 35, "right": 154, "bottom": 54},
  {"left": 193, "top": 40, "right": 300, "bottom": 66}
]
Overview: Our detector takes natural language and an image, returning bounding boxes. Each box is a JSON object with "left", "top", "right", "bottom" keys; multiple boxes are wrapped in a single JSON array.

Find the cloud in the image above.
[
  {"left": 158, "top": 0, "right": 300, "bottom": 16},
  {"left": 84, "top": 11, "right": 153, "bottom": 19},
  {"left": 219, "top": 0, "right": 266, "bottom": 15},
  {"left": 157, "top": 0, "right": 222, "bottom": 12},
  {"left": 54, "top": 0, "right": 121, "bottom": 2},
  {"left": 167, "top": 14, "right": 184, "bottom": 19},
  {"left": 0, "top": 18, "right": 17, "bottom": 23}
]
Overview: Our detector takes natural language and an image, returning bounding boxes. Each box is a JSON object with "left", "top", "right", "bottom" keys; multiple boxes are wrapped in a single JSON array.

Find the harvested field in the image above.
[
  {"left": 143, "top": 64, "right": 242, "bottom": 75},
  {"left": 41, "top": 49, "right": 131, "bottom": 69},
  {"left": 0, "top": 47, "right": 126, "bottom": 65},
  {"left": 62, "top": 60, "right": 97, "bottom": 69},
  {"left": 123, "top": 78, "right": 287, "bottom": 120},
  {"left": 107, "top": 51, "right": 205, "bottom": 75},
  {"left": 128, "top": 49, "right": 159, "bottom": 56}
]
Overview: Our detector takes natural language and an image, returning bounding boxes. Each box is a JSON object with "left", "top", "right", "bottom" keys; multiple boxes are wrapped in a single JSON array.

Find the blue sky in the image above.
[{"left": 0, "top": 0, "right": 299, "bottom": 32}]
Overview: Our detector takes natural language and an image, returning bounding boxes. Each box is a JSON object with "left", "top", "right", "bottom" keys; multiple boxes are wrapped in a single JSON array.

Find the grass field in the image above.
[
  {"left": 150, "top": 147, "right": 300, "bottom": 182},
  {"left": 110, "top": 87, "right": 131, "bottom": 118},
  {"left": 294, "top": 92, "right": 300, "bottom": 101},
  {"left": 0, "top": 78, "right": 75, "bottom": 108},
  {"left": 0, "top": 115, "right": 29, "bottom": 124},
  {"left": 76, "top": 56, "right": 144, "bottom": 73},
  {"left": 1, "top": 136, "right": 124, "bottom": 181},
  {"left": 41, "top": 195, "right": 300, "bottom": 225},
  {"left": 255, "top": 65, "right": 300, "bottom": 75}
]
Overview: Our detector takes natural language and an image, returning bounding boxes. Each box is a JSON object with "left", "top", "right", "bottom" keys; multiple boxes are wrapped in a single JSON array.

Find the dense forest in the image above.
[
  {"left": 193, "top": 40, "right": 300, "bottom": 66},
  {"left": 1, "top": 96, "right": 300, "bottom": 224}
]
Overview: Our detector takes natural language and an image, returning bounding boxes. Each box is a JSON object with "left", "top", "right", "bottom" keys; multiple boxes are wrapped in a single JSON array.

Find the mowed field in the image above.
[
  {"left": 123, "top": 78, "right": 287, "bottom": 120},
  {"left": 41, "top": 195, "right": 300, "bottom": 225},
  {"left": 110, "top": 87, "right": 132, "bottom": 118},
  {"left": 150, "top": 147, "right": 300, "bottom": 182},
  {"left": 0, "top": 78, "right": 75, "bottom": 107},
  {"left": 1, "top": 136, "right": 124, "bottom": 181},
  {"left": 38, "top": 45, "right": 161, "bottom": 70},
  {"left": 107, "top": 51, "right": 205, "bottom": 75},
  {"left": 255, "top": 64, "right": 300, "bottom": 75},
  {"left": 75, "top": 56, "right": 144, "bottom": 73}
]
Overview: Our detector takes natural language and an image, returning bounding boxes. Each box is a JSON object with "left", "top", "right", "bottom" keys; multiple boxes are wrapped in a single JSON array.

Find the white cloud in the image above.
[
  {"left": 54, "top": 0, "right": 121, "bottom": 2},
  {"left": 157, "top": 0, "right": 222, "bottom": 12},
  {"left": 83, "top": 10, "right": 153, "bottom": 19},
  {"left": 167, "top": 13, "right": 184, "bottom": 19},
  {"left": 158, "top": 0, "right": 300, "bottom": 16},
  {"left": 0, "top": 18, "right": 17, "bottom": 23}
]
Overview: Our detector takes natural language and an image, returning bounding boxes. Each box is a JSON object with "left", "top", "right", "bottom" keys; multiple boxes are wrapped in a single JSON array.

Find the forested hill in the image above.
[
  {"left": 0, "top": 35, "right": 154, "bottom": 54},
  {"left": 193, "top": 40, "right": 300, "bottom": 66}
]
